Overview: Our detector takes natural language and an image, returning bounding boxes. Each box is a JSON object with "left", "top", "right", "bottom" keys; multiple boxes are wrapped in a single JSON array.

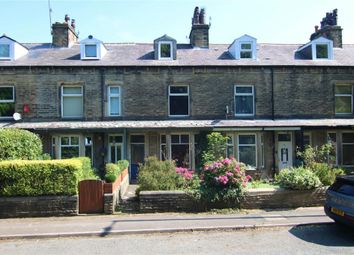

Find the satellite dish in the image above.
[{"left": 13, "top": 112, "right": 22, "bottom": 121}]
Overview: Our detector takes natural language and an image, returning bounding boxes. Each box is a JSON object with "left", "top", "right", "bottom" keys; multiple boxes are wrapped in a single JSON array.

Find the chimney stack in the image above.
[
  {"left": 52, "top": 14, "right": 78, "bottom": 48},
  {"left": 189, "top": 7, "right": 210, "bottom": 48},
  {"left": 310, "top": 9, "right": 342, "bottom": 48}
]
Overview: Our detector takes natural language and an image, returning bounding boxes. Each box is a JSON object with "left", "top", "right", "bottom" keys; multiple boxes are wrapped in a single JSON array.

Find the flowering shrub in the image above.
[
  {"left": 176, "top": 167, "right": 194, "bottom": 180},
  {"left": 200, "top": 157, "right": 251, "bottom": 203}
]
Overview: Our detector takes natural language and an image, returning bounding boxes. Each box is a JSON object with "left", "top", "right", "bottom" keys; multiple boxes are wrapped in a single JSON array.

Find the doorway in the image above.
[
  {"left": 278, "top": 133, "right": 293, "bottom": 170},
  {"left": 130, "top": 135, "right": 145, "bottom": 182}
]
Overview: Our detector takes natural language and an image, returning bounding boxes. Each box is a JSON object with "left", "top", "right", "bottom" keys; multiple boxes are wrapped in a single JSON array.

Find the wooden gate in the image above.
[{"left": 79, "top": 180, "right": 104, "bottom": 214}]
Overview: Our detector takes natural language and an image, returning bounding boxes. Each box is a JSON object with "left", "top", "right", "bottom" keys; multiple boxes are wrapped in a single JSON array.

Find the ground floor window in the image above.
[
  {"left": 171, "top": 134, "right": 190, "bottom": 168},
  {"left": 160, "top": 134, "right": 190, "bottom": 168},
  {"left": 85, "top": 136, "right": 93, "bottom": 165},
  {"left": 60, "top": 136, "right": 80, "bottom": 159},
  {"left": 327, "top": 132, "right": 337, "bottom": 166},
  {"left": 226, "top": 135, "right": 234, "bottom": 158},
  {"left": 303, "top": 132, "right": 312, "bottom": 147},
  {"left": 109, "top": 135, "right": 123, "bottom": 163},
  {"left": 342, "top": 133, "right": 354, "bottom": 166},
  {"left": 237, "top": 134, "right": 257, "bottom": 168}
]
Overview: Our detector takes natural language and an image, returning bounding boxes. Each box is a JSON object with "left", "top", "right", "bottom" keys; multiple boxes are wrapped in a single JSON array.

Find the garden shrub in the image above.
[
  {"left": 0, "top": 128, "right": 43, "bottom": 160},
  {"left": 311, "top": 163, "right": 345, "bottom": 186},
  {"left": 0, "top": 159, "right": 86, "bottom": 196},
  {"left": 276, "top": 167, "right": 321, "bottom": 190},
  {"left": 104, "top": 163, "right": 119, "bottom": 183},
  {"left": 200, "top": 157, "right": 251, "bottom": 203},
  {"left": 104, "top": 160, "right": 129, "bottom": 183},
  {"left": 137, "top": 156, "right": 184, "bottom": 194},
  {"left": 297, "top": 144, "right": 344, "bottom": 185},
  {"left": 202, "top": 132, "right": 228, "bottom": 165}
]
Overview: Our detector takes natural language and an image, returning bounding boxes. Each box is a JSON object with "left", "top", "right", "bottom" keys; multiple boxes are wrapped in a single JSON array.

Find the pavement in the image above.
[{"left": 0, "top": 207, "right": 333, "bottom": 240}]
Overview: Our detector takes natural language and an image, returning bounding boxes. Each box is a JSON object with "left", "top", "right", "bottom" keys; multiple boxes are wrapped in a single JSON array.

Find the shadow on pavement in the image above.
[{"left": 289, "top": 224, "right": 354, "bottom": 247}]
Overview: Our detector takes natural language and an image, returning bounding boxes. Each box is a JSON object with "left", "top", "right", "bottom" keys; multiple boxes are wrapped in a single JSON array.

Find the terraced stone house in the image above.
[{"left": 0, "top": 8, "right": 353, "bottom": 180}]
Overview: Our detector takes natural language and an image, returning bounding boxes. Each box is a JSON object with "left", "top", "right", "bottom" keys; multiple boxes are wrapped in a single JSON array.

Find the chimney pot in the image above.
[
  {"left": 189, "top": 6, "right": 210, "bottom": 48},
  {"left": 65, "top": 14, "right": 70, "bottom": 23},
  {"left": 71, "top": 19, "right": 76, "bottom": 29}
]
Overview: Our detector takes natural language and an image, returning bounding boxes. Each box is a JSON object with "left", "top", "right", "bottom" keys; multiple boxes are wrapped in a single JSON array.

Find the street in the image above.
[{"left": 0, "top": 224, "right": 353, "bottom": 255}]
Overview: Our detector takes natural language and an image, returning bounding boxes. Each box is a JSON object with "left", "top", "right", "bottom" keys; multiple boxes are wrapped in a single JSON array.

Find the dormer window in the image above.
[
  {"left": 80, "top": 35, "right": 106, "bottom": 60},
  {"left": 84, "top": 44, "right": 97, "bottom": 58},
  {"left": 159, "top": 41, "right": 173, "bottom": 60},
  {"left": 0, "top": 35, "right": 28, "bottom": 61},
  {"left": 315, "top": 43, "right": 329, "bottom": 59},
  {"left": 228, "top": 35, "right": 257, "bottom": 60},
  {"left": 0, "top": 44, "right": 10, "bottom": 59},
  {"left": 153, "top": 34, "right": 177, "bottom": 60},
  {"left": 240, "top": 42, "right": 253, "bottom": 59},
  {"left": 295, "top": 36, "right": 333, "bottom": 60}
]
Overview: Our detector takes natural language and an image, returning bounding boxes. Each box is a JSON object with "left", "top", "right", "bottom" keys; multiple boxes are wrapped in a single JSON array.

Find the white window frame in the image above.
[
  {"left": 108, "top": 86, "right": 121, "bottom": 116},
  {"left": 158, "top": 41, "right": 173, "bottom": 60},
  {"left": 341, "top": 132, "right": 354, "bottom": 167},
  {"left": 170, "top": 133, "right": 190, "bottom": 168},
  {"left": 0, "top": 86, "right": 15, "bottom": 119},
  {"left": 335, "top": 83, "right": 353, "bottom": 115},
  {"left": 108, "top": 135, "right": 123, "bottom": 163},
  {"left": 168, "top": 85, "right": 190, "bottom": 117},
  {"left": 327, "top": 131, "right": 338, "bottom": 166},
  {"left": 61, "top": 86, "right": 83, "bottom": 118},
  {"left": 234, "top": 85, "right": 255, "bottom": 117},
  {"left": 84, "top": 44, "right": 98, "bottom": 59},
  {"left": 311, "top": 41, "right": 333, "bottom": 60},
  {"left": 303, "top": 132, "right": 312, "bottom": 147},
  {"left": 226, "top": 134, "right": 234, "bottom": 158},
  {"left": 237, "top": 133, "right": 257, "bottom": 170},
  {"left": 84, "top": 136, "right": 94, "bottom": 165},
  {"left": 239, "top": 41, "right": 253, "bottom": 59},
  {"left": 59, "top": 135, "right": 80, "bottom": 159},
  {"left": 0, "top": 44, "right": 10, "bottom": 60}
]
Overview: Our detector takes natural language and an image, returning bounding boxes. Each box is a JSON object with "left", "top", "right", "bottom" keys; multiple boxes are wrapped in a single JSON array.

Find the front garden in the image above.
[{"left": 137, "top": 132, "right": 349, "bottom": 211}]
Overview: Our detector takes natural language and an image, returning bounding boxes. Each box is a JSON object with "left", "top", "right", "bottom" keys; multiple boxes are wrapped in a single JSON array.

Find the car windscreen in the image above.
[{"left": 330, "top": 181, "right": 354, "bottom": 196}]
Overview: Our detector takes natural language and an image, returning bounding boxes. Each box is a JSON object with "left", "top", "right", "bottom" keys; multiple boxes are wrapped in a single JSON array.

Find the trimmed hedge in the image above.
[
  {"left": 0, "top": 159, "right": 87, "bottom": 196},
  {"left": 104, "top": 160, "right": 130, "bottom": 183},
  {"left": 0, "top": 128, "right": 43, "bottom": 160}
]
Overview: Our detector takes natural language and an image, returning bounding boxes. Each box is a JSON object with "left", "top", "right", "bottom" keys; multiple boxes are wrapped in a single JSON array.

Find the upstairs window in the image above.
[
  {"left": 61, "top": 86, "right": 83, "bottom": 118},
  {"left": 80, "top": 35, "right": 107, "bottom": 60},
  {"left": 240, "top": 42, "right": 253, "bottom": 59},
  {"left": 228, "top": 35, "right": 257, "bottom": 60},
  {"left": 335, "top": 83, "right": 353, "bottom": 115},
  {"left": 235, "top": 85, "right": 254, "bottom": 116},
  {"left": 169, "top": 85, "right": 189, "bottom": 116},
  {"left": 84, "top": 44, "right": 97, "bottom": 58},
  {"left": 316, "top": 43, "right": 329, "bottom": 59},
  {"left": 158, "top": 41, "right": 173, "bottom": 60},
  {"left": 0, "top": 86, "right": 15, "bottom": 118},
  {"left": 0, "top": 44, "right": 10, "bottom": 59},
  {"left": 108, "top": 86, "right": 121, "bottom": 116}
]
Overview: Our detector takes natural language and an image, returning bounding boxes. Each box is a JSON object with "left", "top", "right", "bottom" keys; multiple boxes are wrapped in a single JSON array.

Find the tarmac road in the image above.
[{"left": 0, "top": 224, "right": 353, "bottom": 255}]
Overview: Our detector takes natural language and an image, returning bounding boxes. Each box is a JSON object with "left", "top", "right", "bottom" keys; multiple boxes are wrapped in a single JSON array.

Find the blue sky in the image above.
[{"left": 2, "top": 0, "right": 354, "bottom": 44}]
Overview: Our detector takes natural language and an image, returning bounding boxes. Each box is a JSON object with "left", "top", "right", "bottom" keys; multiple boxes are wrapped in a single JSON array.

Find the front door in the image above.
[
  {"left": 278, "top": 133, "right": 293, "bottom": 170},
  {"left": 130, "top": 135, "right": 145, "bottom": 182}
]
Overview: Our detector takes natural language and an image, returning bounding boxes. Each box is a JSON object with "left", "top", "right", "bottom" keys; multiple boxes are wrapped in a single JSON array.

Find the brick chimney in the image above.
[
  {"left": 310, "top": 9, "right": 342, "bottom": 48},
  {"left": 52, "top": 14, "right": 78, "bottom": 47},
  {"left": 189, "top": 7, "right": 210, "bottom": 48}
]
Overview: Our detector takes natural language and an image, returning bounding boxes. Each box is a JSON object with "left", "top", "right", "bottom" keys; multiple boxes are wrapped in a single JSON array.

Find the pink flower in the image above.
[
  {"left": 226, "top": 171, "right": 233, "bottom": 177},
  {"left": 222, "top": 158, "right": 232, "bottom": 165}
]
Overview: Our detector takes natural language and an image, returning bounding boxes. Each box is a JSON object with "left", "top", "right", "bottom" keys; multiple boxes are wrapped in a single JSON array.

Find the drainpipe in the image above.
[
  {"left": 271, "top": 68, "right": 276, "bottom": 178},
  {"left": 100, "top": 67, "right": 105, "bottom": 120}
]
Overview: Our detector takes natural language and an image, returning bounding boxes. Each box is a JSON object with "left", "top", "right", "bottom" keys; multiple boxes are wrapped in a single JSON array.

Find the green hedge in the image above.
[
  {"left": 276, "top": 167, "right": 321, "bottom": 190},
  {"left": 104, "top": 160, "right": 129, "bottom": 183},
  {"left": 0, "top": 159, "right": 87, "bottom": 196},
  {"left": 0, "top": 128, "right": 43, "bottom": 160}
]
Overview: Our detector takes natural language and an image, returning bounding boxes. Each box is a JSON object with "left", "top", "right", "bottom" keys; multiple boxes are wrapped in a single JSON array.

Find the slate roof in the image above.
[
  {"left": 0, "top": 43, "right": 354, "bottom": 67},
  {"left": 1, "top": 119, "right": 353, "bottom": 131}
]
